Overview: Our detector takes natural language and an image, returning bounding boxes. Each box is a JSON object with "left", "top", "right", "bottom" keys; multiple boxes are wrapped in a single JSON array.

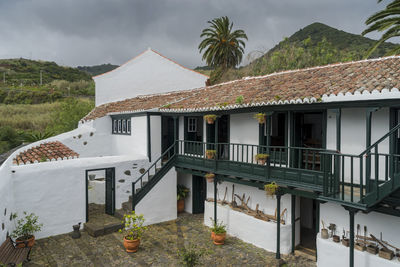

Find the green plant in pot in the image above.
[
  {"left": 255, "top": 153, "right": 269, "bottom": 165},
  {"left": 205, "top": 149, "right": 216, "bottom": 159},
  {"left": 119, "top": 211, "right": 147, "bottom": 253},
  {"left": 210, "top": 219, "right": 227, "bottom": 245},
  {"left": 254, "top": 113, "right": 266, "bottom": 124},
  {"left": 204, "top": 114, "right": 217, "bottom": 124},
  {"left": 11, "top": 212, "right": 43, "bottom": 248},
  {"left": 177, "top": 184, "right": 190, "bottom": 213},
  {"left": 264, "top": 182, "right": 279, "bottom": 197}
]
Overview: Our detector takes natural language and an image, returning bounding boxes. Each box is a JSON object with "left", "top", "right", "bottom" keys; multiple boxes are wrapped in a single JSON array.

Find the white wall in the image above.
[
  {"left": 230, "top": 113, "right": 259, "bottom": 145},
  {"left": 177, "top": 172, "right": 193, "bottom": 213},
  {"left": 150, "top": 116, "right": 162, "bottom": 160},
  {"left": 136, "top": 168, "right": 177, "bottom": 225},
  {"left": 112, "top": 116, "right": 148, "bottom": 156},
  {"left": 94, "top": 49, "right": 208, "bottom": 106},
  {"left": 318, "top": 202, "right": 400, "bottom": 267},
  {"left": 88, "top": 180, "right": 105, "bottom": 204},
  {"left": 204, "top": 202, "right": 292, "bottom": 254},
  {"left": 0, "top": 167, "right": 15, "bottom": 243},
  {"left": 9, "top": 154, "right": 147, "bottom": 240}
]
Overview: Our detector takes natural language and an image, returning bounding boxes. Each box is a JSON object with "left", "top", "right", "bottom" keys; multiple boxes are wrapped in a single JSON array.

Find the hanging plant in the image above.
[
  {"left": 204, "top": 114, "right": 217, "bottom": 124},
  {"left": 254, "top": 113, "right": 266, "bottom": 124},
  {"left": 264, "top": 182, "right": 279, "bottom": 197},
  {"left": 205, "top": 149, "right": 216, "bottom": 159},
  {"left": 204, "top": 173, "right": 215, "bottom": 183},
  {"left": 255, "top": 153, "right": 269, "bottom": 165}
]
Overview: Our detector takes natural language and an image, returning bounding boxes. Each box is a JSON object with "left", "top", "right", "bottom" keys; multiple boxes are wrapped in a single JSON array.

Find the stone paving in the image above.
[{"left": 26, "top": 213, "right": 316, "bottom": 267}]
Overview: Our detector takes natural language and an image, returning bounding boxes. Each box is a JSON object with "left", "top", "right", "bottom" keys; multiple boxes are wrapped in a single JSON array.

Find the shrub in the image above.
[{"left": 178, "top": 244, "right": 205, "bottom": 267}]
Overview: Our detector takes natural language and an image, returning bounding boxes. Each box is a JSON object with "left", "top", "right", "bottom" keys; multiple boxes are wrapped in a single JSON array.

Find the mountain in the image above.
[
  {"left": 77, "top": 64, "right": 119, "bottom": 76},
  {"left": 211, "top": 22, "right": 399, "bottom": 84},
  {"left": 0, "top": 58, "right": 91, "bottom": 85}
]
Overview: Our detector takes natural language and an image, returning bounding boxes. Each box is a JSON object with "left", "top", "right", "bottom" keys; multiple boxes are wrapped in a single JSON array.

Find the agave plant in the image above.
[{"left": 21, "top": 131, "right": 54, "bottom": 142}]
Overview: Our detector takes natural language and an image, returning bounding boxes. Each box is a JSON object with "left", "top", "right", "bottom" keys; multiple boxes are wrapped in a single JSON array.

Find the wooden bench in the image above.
[{"left": 0, "top": 237, "right": 31, "bottom": 266}]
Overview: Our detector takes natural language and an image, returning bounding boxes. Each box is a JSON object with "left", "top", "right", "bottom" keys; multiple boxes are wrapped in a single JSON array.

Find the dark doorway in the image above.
[
  {"left": 86, "top": 168, "right": 115, "bottom": 222},
  {"left": 162, "top": 116, "right": 178, "bottom": 156},
  {"left": 293, "top": 112, "right": 325, "bottom": 170},
  {"left": 206, "top": 115, "right": 230, "bottom": 159},
  {"left": 299, "top": 197, "right": 317, "bottom": 251},
  {"left": 192, "top": 175, "right": 206, "bottom": 214},
  {"left": 184, "top": 116, "right": 203, "bottom": 155}
]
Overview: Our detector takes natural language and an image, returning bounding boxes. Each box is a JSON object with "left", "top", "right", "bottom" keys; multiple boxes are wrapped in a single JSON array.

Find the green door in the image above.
[
  {"left": 192, "top": 175, "right": 206, "bottom": 214},
  {"left": 105, "top": 168, "right": 115, "bottom": 215}
]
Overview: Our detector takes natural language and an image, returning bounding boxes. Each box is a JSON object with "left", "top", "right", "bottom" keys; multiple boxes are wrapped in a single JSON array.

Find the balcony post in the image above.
[
  {"left": 214, "top": 175, "right": 217, "bottom": 224},
  {"left": 366, "top": 107, "right": 379, "bottom": 193},
  {"left": 173, "top": 116, "right": 178, "bottom": 155},
  {"left": 276, "top": 191, "right": 282, "bottom": 259},
  {"left": 215, "top": 117, "right": 219, "bottom": 160},
  {"left": 291, "top": 194, "right": 295, "bottom": 254},
  {"left": 343, "top": 206, "right": 358, "bottom": 267}
]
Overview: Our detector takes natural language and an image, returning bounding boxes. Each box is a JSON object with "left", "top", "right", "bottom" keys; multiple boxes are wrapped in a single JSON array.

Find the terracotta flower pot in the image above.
[
  {"left": 123, "top": 237, "right": 140, "bottom": 253},
  {"left": 16, "top": 235, "right": 35, "bottom": 248},
  {"left": 177, "top": 199, "right": 185, "bottom": 213},
  {"left": 211, "top": 231, "right": 215, "bottom": 240},
  {"left": 207, "top": 118, "right": 215, "bottom": 124},
  {"left": 212, "top": 232, "right": 226, "bottom": 245},
  {"left": 257, "top": 159, "right": 266, "bottom": 165}
]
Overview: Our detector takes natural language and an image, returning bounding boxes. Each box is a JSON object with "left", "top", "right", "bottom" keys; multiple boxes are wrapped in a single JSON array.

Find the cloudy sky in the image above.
[{"left": 0, "top": 0, "right": 394, "bottom": 68}]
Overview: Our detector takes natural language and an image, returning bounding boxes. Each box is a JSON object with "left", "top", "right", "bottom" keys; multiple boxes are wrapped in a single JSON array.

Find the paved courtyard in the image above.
[{"left": 26, "top": 213, "right": 316, "bottom": 267}]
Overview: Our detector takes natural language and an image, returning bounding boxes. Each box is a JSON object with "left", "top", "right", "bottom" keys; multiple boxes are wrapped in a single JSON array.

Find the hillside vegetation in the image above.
[
  {"left": 77, "top": 63, "right": 119, "bottom": 76},
  {"left": 210, "top": 22, "right": 399, "bottom": 84}
]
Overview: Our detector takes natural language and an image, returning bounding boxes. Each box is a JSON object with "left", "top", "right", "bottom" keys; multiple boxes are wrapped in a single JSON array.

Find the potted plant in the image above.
[
  {"left": 204, "top": 114, "right": 217, "bottom": 124},
  {"left": 11, "top": 212, "right": 43, "bottom": 248},
  {"left": 210, "top": 220, "right": 227, "bottom": 245},
  {"left": 205, "top": 149, "right": 216, "bottom": 159},
  {"left": 255, "top": 153, "right": 269, "bottom": 165},
  {"left": 254, "top": 113, "right": 266, "bottom": 124},
  {"left": 177, "top": 184, "right": 190, "bottom": 213},
  {"left": 119, "top": 211, "right": 147, "bottom": 253},
  {"left": 264, "top": 182, "right": 279, "bottom": 197},
  {"left": 204, "top": 173, "right": 215, "bottom": 183}
]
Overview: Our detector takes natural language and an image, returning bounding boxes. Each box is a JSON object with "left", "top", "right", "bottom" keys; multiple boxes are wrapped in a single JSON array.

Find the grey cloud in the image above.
[{"left": 0, "top": 0, "right": 395, "bottom": 68}]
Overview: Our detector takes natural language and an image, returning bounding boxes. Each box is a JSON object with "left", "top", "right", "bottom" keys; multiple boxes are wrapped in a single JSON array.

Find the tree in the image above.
[
  {"left": 362, "top": 0, "right": 400, "bottom": 57},
  {"left": 198, "top": 16, "right": 248, "bottom": 69}
]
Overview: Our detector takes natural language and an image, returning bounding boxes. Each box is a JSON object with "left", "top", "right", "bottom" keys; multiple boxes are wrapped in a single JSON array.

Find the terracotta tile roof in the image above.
[
  {"left": 84, "top": 56, "right": 400, "bottom": 120},
  {"left": 83, "top": 89, "right": 197, "bottom": 121},
  {"left": 13, "top": 141, "right": 79, "bottom": 165}
]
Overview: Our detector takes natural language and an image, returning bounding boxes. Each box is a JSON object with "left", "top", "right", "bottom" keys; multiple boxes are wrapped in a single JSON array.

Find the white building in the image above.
[{"left": 1, "top": 54, "right": 400, "bottom": 267}]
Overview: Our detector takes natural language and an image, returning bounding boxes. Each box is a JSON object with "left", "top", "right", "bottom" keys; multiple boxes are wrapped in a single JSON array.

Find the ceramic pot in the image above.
[
  {"left": 123, "top": 237, "right": 140, "bottom": 253},
  {"left": 177, "top": 199, "right": 185, "bottom": 213},
  {"left": 213, "top": 232, "right": 226, "bottom": 245},
  {"left": 16, "top": 235, "right": 35, "bottom": 248},
  {"left": 321, "top": 229, "right": 329, "bottom": 239},
  {"left": 206, "top": 118, "right": 215, "bottom": 124}
]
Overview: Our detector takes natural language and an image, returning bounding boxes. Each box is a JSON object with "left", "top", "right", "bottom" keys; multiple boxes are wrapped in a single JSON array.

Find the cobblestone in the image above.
[{"left": 27, "top": 213, "right": 316, "bottom": 267}]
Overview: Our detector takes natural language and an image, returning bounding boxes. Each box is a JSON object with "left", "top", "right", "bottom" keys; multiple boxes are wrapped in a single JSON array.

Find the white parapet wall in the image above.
[
  {"left": 318, "top": 202, "right": 400, "bottom": 266},
  {"left": 136, "top": 167, "right": 177, "bottom": 226},
  {"left": 205, "top": 181, "right": 293, "bottom": 254},
  {"left": 204, "top": 202, "right": 292, "bottom": 254},
  {"left": 317, "top": 235, "right": 400, "bottom": 267}
]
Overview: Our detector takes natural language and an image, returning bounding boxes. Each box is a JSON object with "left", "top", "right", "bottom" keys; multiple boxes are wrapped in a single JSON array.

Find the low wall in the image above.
[
  {"left": 317, "top": 235, "right": 400, "bottom": 267},
  {"left": 136, "top": 168, "right": 177, "bottom": 226},
  {"left": 0, "top": 167, "right": 15, "bottom": 243},
  {"left": 204, "top": 202, "right": 292, "bottom": 254}
]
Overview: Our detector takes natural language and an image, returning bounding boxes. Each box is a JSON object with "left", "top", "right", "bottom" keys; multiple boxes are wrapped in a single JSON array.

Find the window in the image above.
[
  {"left": 122, "top": 120, "right": 127, "bottom": 133},
  {"left": 112, "top": 117, "right": 131, "bottom": 135},
  {"left": 188, "top": 118, "right": 197, "bottom": 132}
]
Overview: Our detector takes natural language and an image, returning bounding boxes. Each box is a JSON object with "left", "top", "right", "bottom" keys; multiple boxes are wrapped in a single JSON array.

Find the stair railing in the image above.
[{"left": 131, "top": 141, "right": 177, "bottom": 208}]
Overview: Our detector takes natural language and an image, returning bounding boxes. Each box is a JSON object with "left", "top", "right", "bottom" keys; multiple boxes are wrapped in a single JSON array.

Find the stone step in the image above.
[
  {"left": 122, "top": 201, "right": 132, "bottom": 211},
  {"left": 84, "top": 220, "right": 123, "bottom": 237}
]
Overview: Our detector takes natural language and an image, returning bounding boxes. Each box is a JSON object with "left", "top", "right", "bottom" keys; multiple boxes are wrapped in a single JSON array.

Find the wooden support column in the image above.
[
  {"left": 215, "top": 117, "right": 219, "bottom": 160},
  {"left": 147, "top": 114, "right": 151, "bottom": 162},
  {"left": 173, "top": 116, "right": 178, "bottom": 154},
  {"left": 276, "top": 192, "right": 282, "bottom": 259},
  {"left": 343, "top": 207, "right": 358, "bottom": 267},
  {"left": 291, "top": 194, "right": 296, "bottom": 254},
  {"left": 366, "top": 108, "right": 379, "bottom": 192},
  {"left": 214, "top": 176, "right": 217, "bottom": 224}
]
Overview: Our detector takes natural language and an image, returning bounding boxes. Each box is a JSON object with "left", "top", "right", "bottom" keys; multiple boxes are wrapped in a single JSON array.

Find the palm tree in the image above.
[
  {"left": 198, "top": 16, "right": 248, "bottom": 68},
  {"left": 362, "top": 0, "right": 400, "bottom": 57}
]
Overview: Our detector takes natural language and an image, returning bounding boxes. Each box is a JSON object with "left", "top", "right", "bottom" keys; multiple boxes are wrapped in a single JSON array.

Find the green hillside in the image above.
[
  {"left": 77, "top": 63, "right": 119, "bottom": 76},
  {"left": 0, "top": 58, "right": 91, "bottom": 85},
  {"left": 211, "top": 22, "right": 399, "bottom": 84}
]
